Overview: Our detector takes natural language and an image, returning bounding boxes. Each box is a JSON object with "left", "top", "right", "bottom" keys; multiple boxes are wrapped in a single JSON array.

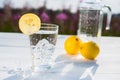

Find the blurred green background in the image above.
[{"left": 0, "top": 0, "right": 120, "bottom": 36}]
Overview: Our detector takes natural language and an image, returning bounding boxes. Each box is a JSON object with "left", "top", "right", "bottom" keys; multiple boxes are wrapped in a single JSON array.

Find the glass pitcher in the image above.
[{"left": 77, "top": 0, "right": 112, "bottom": 43}]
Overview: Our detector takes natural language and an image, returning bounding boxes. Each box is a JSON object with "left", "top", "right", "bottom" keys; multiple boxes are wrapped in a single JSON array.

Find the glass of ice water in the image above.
[{"left": 29, "top": 23, "right": 58, "bottom": 73}]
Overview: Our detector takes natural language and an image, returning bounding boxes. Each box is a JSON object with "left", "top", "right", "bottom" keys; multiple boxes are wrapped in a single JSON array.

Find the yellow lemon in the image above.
[
  {"left": 19, "top": 13, "right": 41, "bottom": 35},
  {"left": 80, "top": 41, "right": 100, "bottom": 60},
  {"left": 64, "top": 36, "right": 81, "bottom": 55}
]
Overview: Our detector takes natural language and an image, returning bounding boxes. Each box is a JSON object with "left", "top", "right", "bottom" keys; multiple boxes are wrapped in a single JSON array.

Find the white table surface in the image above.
[{"left": 0, "top": 32, "right": 120, "bottom": 80}]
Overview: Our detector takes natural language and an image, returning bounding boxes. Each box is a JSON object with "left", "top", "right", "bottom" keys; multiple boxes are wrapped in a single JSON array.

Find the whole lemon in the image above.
[
  {"left": 64, "top": 36, "right": 81, "bottom": 55},
  {"left": 80, "top": 41, "right": 100, "bottom": 60}
]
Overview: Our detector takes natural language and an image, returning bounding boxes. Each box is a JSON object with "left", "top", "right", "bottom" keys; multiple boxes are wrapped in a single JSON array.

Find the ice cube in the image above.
[
  {"left": 36, "top": 39, "right": 49, "bottom": 47},
  {"left": 33, "top": 39, "right": 49, "bottom": 53},
  {"left": 46, "top": 44, "right": 55, "bottom": 54}
]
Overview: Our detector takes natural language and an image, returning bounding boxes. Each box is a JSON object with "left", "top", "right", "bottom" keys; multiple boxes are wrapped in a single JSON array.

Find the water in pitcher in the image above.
[{"left": 78, "top": 10, "right": 101, "bottom": 42}]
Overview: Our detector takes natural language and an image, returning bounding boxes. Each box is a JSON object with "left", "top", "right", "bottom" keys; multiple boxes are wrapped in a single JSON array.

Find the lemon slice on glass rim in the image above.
[{"left": 19, "top": 13, "right": 41, "bottom": 35}]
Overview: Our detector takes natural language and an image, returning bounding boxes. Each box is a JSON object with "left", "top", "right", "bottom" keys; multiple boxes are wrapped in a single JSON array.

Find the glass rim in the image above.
[{"left": 41, "top": 23, "right": 59, "bottom": 29}]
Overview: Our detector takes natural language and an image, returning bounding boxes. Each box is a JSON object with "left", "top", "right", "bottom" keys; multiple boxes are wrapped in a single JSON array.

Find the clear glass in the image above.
[
  {"left": 29, "top": 23, "right": 58, "bottom": 73},
  {"left": 77, "top": 10, "right": 102, "bottom": 43},
  {"left": 77, "top": 0, "right": 111, "bottom": 43}
]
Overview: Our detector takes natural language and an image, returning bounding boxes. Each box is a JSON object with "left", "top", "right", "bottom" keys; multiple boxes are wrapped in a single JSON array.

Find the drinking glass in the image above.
[{"left": 29, "top": 23, "right": 58, "bottom": 73}]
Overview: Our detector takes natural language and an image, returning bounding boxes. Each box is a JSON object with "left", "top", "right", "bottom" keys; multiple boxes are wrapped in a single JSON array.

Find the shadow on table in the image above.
[
  {"left": 3, "top": 74, "right": 23, "bottom": 80},
  {"left": 25, "top": 54, "right": 99, "bottom": 80},
  {"left": 2, "top": 54, "right": 99, "bottom": 80},
  {"left": 1, "top": 67, "right": 24, "bottom": 80}
]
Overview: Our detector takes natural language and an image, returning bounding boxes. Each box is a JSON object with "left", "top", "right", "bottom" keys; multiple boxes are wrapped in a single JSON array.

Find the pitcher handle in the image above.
[{"left": 102, "top": 5, "right": 112, "bottom": 30}]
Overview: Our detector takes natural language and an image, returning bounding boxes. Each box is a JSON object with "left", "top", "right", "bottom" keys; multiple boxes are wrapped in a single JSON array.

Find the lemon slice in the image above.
[{"left": 19, "top": 13, "right": 41, "bottom": 35}]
